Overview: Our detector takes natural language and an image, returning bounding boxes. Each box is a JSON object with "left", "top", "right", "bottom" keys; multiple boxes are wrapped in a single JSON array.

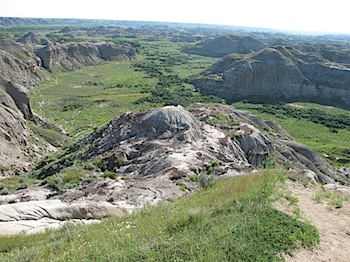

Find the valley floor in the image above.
[{"left": 284, "top": 181, "right": 350, "bottom": 262}]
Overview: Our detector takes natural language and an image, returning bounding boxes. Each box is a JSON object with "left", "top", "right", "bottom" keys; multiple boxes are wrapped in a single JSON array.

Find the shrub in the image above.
[
  {"left": 198, "top": 172, "right": 216, "bottom": 188},
  {"left": 189, "top": 174, "right": 198, "bottom": 182},
  {"left": 102, "top": 171, "right": 118, "bottom": 179},
  {"left": 45, "top": 175, "right": 63, "bottom": 191}
]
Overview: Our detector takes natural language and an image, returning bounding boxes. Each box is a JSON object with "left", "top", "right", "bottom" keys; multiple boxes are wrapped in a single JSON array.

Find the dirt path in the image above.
[{"left": 284, "top": 181, "right": 350, "bottom": 262}]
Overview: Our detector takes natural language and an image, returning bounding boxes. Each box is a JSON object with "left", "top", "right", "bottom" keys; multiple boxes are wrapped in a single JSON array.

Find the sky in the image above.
[{"left": 2, "top": 0, "right": 350, "bottom": 35}]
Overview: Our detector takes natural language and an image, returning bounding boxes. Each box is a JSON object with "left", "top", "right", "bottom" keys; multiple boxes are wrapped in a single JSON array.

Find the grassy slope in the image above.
[{"left": 0, "top": 170, "right": 319, "bottom": 261}]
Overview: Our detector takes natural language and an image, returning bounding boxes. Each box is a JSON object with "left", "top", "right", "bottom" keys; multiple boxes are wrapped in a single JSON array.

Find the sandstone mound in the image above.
[{"left": 0, "top": 200, "right": 122, "bottom": 235}]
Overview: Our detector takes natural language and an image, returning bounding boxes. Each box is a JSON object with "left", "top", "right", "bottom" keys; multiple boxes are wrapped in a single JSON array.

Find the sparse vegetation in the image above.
[
  {"left": 28, "top": 121, "right": 68, "bottom": 147},
  {"left": 313, "top": 186, "right": 350, "bottom": 208}
]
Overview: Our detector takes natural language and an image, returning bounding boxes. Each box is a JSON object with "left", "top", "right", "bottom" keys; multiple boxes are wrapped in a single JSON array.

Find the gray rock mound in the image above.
[
  {"left": 18, "top": 31, "right": 50, "bottom": 45},
  {"left": 81, "top": 105, "right": 248, "bottom": 177}
]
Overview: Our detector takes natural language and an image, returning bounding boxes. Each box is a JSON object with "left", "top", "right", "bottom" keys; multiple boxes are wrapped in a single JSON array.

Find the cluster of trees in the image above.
[
  {"left": 256, "top": 103, "right": 350, "bottom": 131},
  {"left": 133, "top": 60, "right": 224, "bottom": 107}
]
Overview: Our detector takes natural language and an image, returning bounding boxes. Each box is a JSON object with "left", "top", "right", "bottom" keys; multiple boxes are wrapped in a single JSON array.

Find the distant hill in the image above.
[
  {"left": 192, "top": 45, "right": 350, "bottom": 107},
  {"left": 182, "top": 35, "right": 266, "bottom": 57}
]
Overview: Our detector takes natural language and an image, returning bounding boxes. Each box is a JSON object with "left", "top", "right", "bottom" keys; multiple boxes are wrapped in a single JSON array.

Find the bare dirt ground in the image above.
[{"left": 283, "top": 181, "right": 350, "bottom": 262}]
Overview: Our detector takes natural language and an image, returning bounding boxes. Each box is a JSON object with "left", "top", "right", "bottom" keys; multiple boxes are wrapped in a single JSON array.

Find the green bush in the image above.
[
  {"left": 198, "top": 172, "right": 216, "bottom": 188},
  {"left": 102, "top": 171, "right": 118, "bottom": 179}
]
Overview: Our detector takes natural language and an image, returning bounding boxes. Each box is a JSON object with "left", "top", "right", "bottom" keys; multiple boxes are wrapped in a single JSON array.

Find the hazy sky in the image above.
[{"left": 2, "top": 0, "right": 349, "bottom": 34}]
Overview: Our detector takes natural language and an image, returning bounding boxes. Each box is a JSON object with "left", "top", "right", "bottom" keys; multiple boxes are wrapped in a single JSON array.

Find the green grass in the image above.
[
  {"left": 28, "top": 121, "right": 68, "bottom": 147},
  {"left": 233, "top": 102, "right": 350, "bottom": 167},
  {"left": 0, "top": 170, "right": 319, "bottom": 261},
  {"left": 30, "top": 61, "right": 159, "bottom": 136}
]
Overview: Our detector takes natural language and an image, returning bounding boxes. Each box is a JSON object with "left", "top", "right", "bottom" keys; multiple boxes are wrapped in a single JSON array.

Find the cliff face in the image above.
[
  {"left": 36, "top": 42, "right": 137, "bottom": 72},
  {"left": 0, "top": 39, "right": 45, "bottom": 87},
  {"left": 192, "top": 46, "right": 350, "bottom": 107}
]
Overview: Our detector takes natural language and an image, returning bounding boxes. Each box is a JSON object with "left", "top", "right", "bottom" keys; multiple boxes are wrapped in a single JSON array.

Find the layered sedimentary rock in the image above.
[
  {"left": 192, "top": 47, "right": 350, "bottom": 106},
  {"left": 36, "top": 42, "right": 136, "bottom": 72}
]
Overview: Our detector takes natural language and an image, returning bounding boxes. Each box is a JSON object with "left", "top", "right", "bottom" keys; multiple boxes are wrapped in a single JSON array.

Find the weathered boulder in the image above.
[
  {"left": 2, "top": 79, "right": 32, "bottom": 119},
  {"left": 279, "top": 140, "right": 337, "bottom": 183},
  {"left": 235, "top": 123, "right": 273, "bottom": 166}
]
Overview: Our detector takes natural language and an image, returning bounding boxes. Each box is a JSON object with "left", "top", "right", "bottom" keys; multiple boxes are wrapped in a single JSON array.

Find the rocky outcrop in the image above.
[
  {"left": 0, "top": 87, "right": 30, "bottom": 174},
  {"left": 0, "top": 104, "right": 346, "bottom": 235},
  {"left": 0, "top": 200, "right": 122, "bottom": 235},
  {"left": 192, "top": 47, "right": 350, "bottom": 107},
  {"left": 35, "top": 43, "right": 101, "bottom": 72},
  {"left": 99, "top": 43, "right": 137, "bottom": 61},
  {"left": 182, "top": 35, "right": 266, "bottom": 57},
  {"left": 34, "top": 104, "right": 346, "bottom": 191},
  {"left": 36, "top": 42, "right": 136, "bottom": 72},
  {"left": 1, "top": 79, "right": 33, "bottom": 119}
]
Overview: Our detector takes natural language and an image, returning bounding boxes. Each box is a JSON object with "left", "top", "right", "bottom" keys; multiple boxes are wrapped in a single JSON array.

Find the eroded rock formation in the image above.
[
  {"left": 192, "top": 46, "right": 350, "bottom": 107},
  {"left": 36, "top": 42, "right": 136, "bottom": 72},
  {"left": 0, "top": 104, "right": 347, "bottom": 235}
]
